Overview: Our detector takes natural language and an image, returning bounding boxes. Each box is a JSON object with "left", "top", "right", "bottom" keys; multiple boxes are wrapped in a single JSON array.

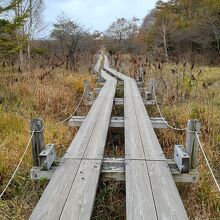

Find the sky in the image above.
[{"left": 42, "top": 0, "right": 157, "bottom": 36}]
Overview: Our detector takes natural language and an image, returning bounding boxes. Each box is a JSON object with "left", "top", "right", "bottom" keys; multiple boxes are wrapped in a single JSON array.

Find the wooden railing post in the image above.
[
  {"left": 139, "top": 64, "right": 144, "bottom": 82},
  {"left": 98, "top": 72, "right": 102, "bottom": 82},
  {"left": 30, "top": 118, "right": 45, "bottom": 167},
  {"left": 186, "top": 119, "right": 201, "bottom": 169},
  {"left": 84, "top": 80, "right": 89, "bottom": 101},
  {"left": 146, "top": 79, "right": 156, "bottom": 100}
]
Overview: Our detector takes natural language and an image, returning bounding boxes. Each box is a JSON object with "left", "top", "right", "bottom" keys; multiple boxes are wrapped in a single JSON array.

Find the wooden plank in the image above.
[
  {"left": 129, "top": 79, "right": 165, "bottom": 160},
  {"left": 66, "top": 71, "right": 117, "bottom": 159},
  {"left": 104, "top": 57, "right": 188, "bottom": 219},
  {"left": 64, "top": 80, "right": 114, "bottom": 159},
  {"left": 63, "top": 85, "right": 107, "bottom": 158},
  {"left": 29, "top": 159, "right": 81, "bottom": 220},
  {"left": 147, "top": 161, "right": 188, "bottom": 219},
  {"left": 70, "top": 116, "right": 122, "bottom": 128},
  {"left": 112, "top": 98, "right": 155, "bottom": 106},
  {"left": 103, "top": 56, "right": 127, "bottom": 81},
  {"left": 126, "top": 160, "right": 157, "bottom": 220},
  {"left": 60, "top": 160, "right": 102, "bottom": 220},
  {"left": 83, "top": 81, "right": 117, "bottom": 159},
  {"left": 30, "top": 62, "right": 117, "bottom": 219},
  {"left": 124, "top": 79, "right": 145, "bottom": 160},
  {"left": 104, "top": 61, "right": 165, "bottom": 160}
]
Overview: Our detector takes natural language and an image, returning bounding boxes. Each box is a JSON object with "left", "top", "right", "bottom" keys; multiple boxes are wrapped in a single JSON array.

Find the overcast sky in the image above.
[{"left": 42, "top": 0, "right": 157, "bottom": 37}]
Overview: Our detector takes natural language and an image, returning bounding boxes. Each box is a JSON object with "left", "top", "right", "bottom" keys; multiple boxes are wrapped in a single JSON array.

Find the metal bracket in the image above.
[
  {"left": 174, "top": 145, "right": 190, "bottom": 173},
  {"left": 39, "top": 144, "right": 56, "bottom": 170},
  {"left": 30, "top": 144, "right": 57, "bottom": 180}
]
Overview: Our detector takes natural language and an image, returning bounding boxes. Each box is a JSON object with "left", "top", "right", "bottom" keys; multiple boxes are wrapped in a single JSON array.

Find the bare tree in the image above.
[
  {"left": 12, "top": 0, "right": 44, "bottom": 69},
  {"left": 51, "top": 13, "right": 85, "bottom": 71},
  {"left": 106, "top": 17, "right": 140, "bottom": 47},
  {"left": 26, "top": 0, "right": 44, "bottom": 70}
]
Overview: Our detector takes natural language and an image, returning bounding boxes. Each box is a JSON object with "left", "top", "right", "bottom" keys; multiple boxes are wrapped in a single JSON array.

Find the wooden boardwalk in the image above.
[
  {"left": 30, "top": 56, "right": 117, "bottom": 220},
  {"left": 30, "top": 55, "right": 188, "bottom": 220},
  {"left": 103, "top": 56, "right": 188, "bottom": 220}
]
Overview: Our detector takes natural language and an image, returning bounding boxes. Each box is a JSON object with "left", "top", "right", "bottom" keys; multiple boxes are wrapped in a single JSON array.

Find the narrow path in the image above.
[
  {"left": 30, "top": 54, "right": 188, "bottom": 220},
  {"left": 30, "top": 57, "right": 117, "bottom": 220},
  {"left": 104, "top": 55, "right": 188, "bottom": 220}
]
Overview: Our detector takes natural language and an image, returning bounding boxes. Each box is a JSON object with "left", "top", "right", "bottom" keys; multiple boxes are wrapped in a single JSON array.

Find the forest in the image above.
[{"left": 0, "top": 0, "right": 220, "bottom": 219}]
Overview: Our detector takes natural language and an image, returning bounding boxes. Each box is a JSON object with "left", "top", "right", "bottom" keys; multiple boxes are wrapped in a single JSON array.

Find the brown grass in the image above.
[
  {"left": 1, "top": 55, "right": 220, "bottom": 219},
  {"left": 92, "top": 178, "right": 126, "bottom": 220},
  {"left": 0, "top": 67, "right": 96, "bottom": 219}
]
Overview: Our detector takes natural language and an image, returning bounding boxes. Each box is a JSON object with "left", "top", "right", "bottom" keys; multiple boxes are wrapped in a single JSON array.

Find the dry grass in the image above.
[
  {"left": 1, "top": 55, "right": 220, "bottom": 219},
  {"left": 92, "top": 178, "right": 125, "bottom": 220},
  {"left": 0, "top": 67, "right": 96, "bottom": 219}
]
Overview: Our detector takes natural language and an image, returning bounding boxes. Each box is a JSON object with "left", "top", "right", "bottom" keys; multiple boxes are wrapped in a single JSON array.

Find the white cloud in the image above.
[{"left": 43, "top": 0, "right": 157, "bottom": 33}]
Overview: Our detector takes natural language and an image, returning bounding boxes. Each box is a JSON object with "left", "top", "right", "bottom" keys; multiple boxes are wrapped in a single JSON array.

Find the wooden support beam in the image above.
[
  {"left": 168, "top": 160, "right": 199, "bottom": 183},
  {"left": 69, "top": 116, "right": 167, "bottom": 129},
  {"left": 137, "top": 81, "right": 144, "bottom": 87},
  {"left": 30, "top": 166, "right": 57, "bottom": 180},
  {"left": 101, "top": 158, "right": 199, "bottom": 183},
  {"left": 93, "top": 87, "right": 102, "bottom": 94},
  {"left": 31, "top": 157, "right": 199, "bottom": 183},
  {"left": 101, "top": 158, "right": 125, "bottom": 181},
  {"left": 86, "top": 98, "right": 156, "bottom": 106},
  {"left": 114, "top": 98, "right": 156, "bottom": 106}
]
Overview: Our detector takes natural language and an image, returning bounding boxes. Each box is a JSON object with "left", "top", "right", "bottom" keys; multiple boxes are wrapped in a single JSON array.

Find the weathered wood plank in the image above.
[
  {"left": 29, "top": 159, "right": 81, "bottom": 220},
  {"left": 124, "top": 79, "right": 145, "bottom": 160},
  {"left": 103, "top": 56, "right": 188, "bottom": 219},
  {"left": 126, "top": 160, "right": 157, "bottom": 220},
  {"left": 64, "top": 76, "right": 116, "bottom": 159},
  {"left": 147, "top": 161, "right": 188, "bottom": 219},
  {"left": 83, "top": 81, "right": 117, "bottom": 159},
  {"left": 65, "top": 72, "right": 117, "bottom": 159},
  {"left": 63, "top": 83, "right": 108, "bottom": 159},
  {"left": 60, "top": 160, "right": 102, "bottom": 220},
  {"left": 130, "top": 79, "right": 165, "bottom": 160},
  {"left": 30, "top": 61, "right": 117, "bottom": 220},
  {"left": 69, "top": 116, "right": 167, "bottom": 128}
]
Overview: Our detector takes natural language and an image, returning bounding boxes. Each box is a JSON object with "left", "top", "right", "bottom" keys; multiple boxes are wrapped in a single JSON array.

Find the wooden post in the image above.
[
  {"left": 84, "top": 80, "right": 89, "bottom": 101},
  {"left": 139, "top": 64, "right": 144, "bottom": 82},
  {"left": 30, "top": 118, "right": 45, "bottom": 167},
  {"left": 186, "top": 119, "right": 201, "bottom": 169},
  {"left": 146, "top": 79, "right": 155, "bottom": 100}
]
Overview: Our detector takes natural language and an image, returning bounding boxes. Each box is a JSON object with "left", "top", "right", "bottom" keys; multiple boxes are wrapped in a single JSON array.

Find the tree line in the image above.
[
  {"left": 0, "top": 0, "right": 44, "bottom": 69},
  {"left": 104, "top": 0, "right": 220, "bottom": 64},
  {"left": 144, "top": 0, "right": 220, "bottom": 63},
  {"left": 0, "top": 0, "right": 100, "bottom": 72},
  {"left": 1, "top": 0, "right": 220, "bottom": 70}
]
